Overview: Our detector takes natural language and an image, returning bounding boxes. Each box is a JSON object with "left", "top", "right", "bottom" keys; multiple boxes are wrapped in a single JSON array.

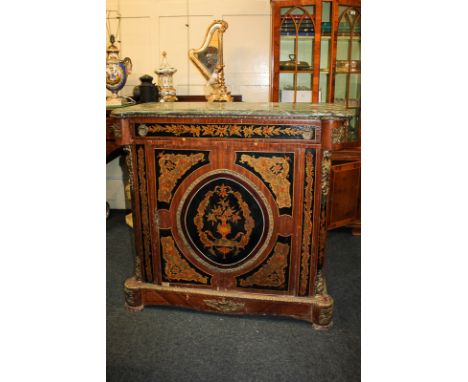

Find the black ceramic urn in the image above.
[{"left": 133, "top": 74, "right": 159, "bottom": 103}]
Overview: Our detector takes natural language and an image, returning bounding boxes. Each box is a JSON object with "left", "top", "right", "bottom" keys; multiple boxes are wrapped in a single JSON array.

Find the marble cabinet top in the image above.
[{"left": 110, "top": 102, "right": 354, "bottom": 119}]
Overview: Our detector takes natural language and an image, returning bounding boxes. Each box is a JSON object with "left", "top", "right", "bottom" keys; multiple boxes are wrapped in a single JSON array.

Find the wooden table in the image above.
[{"left": 111, "top": 102, "right": 353, "bottom": 328}]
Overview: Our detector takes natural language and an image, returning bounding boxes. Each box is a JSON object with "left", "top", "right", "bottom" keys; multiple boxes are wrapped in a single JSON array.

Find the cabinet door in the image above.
[
  {"left": 135, "top": 138, "right": 320, "bottom": 296},
  {"left": 327, "top": 159, "right": 360, "bottom": 229}
]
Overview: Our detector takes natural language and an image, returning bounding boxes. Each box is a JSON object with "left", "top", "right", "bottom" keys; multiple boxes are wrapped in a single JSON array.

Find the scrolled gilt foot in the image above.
[
  {"left": 312, "top": 294, "right": 334, "bottom": 330},
  {"left": 312, "top": 321, "right": 333, "bottom": 330},
  {"left": 125, "top": 303, "right": 144, "bottom": 312},
  {"left": 124, "top": 287, "right": 143, "bottom": 312}
]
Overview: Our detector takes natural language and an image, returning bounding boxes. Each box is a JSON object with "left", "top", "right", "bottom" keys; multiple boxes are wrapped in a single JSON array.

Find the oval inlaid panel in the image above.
[{"left": 178, "top": 171, "right": 271, "bottom": 269}]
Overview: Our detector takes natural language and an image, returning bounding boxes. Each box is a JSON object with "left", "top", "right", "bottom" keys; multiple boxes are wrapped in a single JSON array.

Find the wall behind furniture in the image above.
[
  {"left": 106, "top": 0, "right": 271, "bottom": 101},
  {"left": 106, "top": 0, "right": 272, "bottom": 209}
]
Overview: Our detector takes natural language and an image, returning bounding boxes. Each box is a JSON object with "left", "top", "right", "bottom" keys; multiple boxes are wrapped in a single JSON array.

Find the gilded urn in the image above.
[{"left": 106, "top": 35, "right": 133, "bottom": 105}]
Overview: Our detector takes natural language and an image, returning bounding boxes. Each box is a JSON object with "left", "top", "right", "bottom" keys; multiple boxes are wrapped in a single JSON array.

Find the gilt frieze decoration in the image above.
[
  {"left": 237, "top": 237, "right": 290, "bottom": 290},
  {"left": 156, "top": 150, "right": 208, "bottom": 205},
  {"left": 236, "top": 153, "right": 293, "bottom": 213},
  {"left": 160, "top": 233, "right": 210, "bottom": 285},
  {"left": 137, "top": 123, "right": 315, "bottom": 140}
]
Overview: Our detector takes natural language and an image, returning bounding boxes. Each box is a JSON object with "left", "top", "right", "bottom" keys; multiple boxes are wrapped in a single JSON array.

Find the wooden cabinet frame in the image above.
[{"left": 111, "top": 102, "right": 354, "bottom": 327}]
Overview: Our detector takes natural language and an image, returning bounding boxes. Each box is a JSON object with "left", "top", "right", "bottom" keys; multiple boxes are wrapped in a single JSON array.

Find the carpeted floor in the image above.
[{"left": 107, "top": 210, "right": 360, "bottom": 382}]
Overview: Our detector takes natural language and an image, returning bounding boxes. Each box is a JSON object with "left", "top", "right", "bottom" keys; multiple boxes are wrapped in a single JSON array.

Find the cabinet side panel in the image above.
[{"left": 327, "top": 162, "right": 360, "bottom": 228}]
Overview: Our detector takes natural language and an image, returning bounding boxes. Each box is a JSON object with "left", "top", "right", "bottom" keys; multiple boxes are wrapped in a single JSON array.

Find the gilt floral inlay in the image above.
[
  {"left": 161, "top": 235, "right": 209, "bottom": 284},
  {"left": 321, "top": 150, "right": 332, "bottom": 197},
  {"left": 299, "top": 150, "right": 315, "bottom": 296},
  {"left": 238, "top": 154, "right": 292, "bottom": 210},
  {"left": 183, "top": 177, "right": 266, "bottom": 267},
  {"left": 195, "top": 183, "right": 254, "bottom": 260},
  {"left": 238, "top": 240, "right": 290, "bottom": 289},
  {"left": 141, "top": 123, "right": 314, "bottom": 139},
  {"left": 123, "top": 145, "right": 134, "bottom": 193},
  {"left": 137, "top": 146, "right": 153, "bottom": 282},
  {"left": 318, "top": 150, "right": 332, "bottom": 272},
  {"left": 157, "top": 151, "right": 206, "bottom": 204},
  {"left": 124, "top": 145, "right": 142, "bottom": 280}
]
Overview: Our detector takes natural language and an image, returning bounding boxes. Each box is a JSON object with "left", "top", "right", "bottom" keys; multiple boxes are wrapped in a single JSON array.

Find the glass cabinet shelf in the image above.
[
  {"left": 320, "top": 35, "right": 360, "bottom": 40},
  {"left": 281, "top": 35, "right": 360, "bottom": 39},
  {"left": 278, "top": 69, "right": 314, "bottom": 73},
  {"left": 280, "top": 35, "right": 316, "bottom": 40},
  {"left": 335, "top": 70, "right": 361, "bottom": 74},
  {"left": 319, "top": 65, "right": 361, "bottom": 75}
]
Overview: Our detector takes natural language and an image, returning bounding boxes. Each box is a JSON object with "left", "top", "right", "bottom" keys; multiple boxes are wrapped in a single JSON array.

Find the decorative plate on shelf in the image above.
[
  {"left": 335, "top": 60, "right": 360, "bottom": 73},
  {"left": 279, "top": 54, "right": 310, "bottom": 70}
]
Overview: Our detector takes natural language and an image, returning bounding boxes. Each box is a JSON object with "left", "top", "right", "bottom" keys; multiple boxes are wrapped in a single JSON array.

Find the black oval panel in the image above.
[{"left": 182, "top": 176, "right": 267, "bottom": 268}]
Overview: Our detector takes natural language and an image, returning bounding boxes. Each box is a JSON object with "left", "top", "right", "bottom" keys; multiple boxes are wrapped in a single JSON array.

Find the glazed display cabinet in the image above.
[
  {"left": 270, "top": 0, "right": 360, "bottom": 142},
  {"left": 111, "top": 102, "right": 354, "bottom": 328},
  {"left": 270, "top": 0, "right": 361, "bottom": 232}
]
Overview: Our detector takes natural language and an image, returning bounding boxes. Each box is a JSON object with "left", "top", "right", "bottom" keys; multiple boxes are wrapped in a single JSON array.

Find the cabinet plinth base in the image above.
[{"left": 124, "top": 277, "right": 333, "bottom": 328}]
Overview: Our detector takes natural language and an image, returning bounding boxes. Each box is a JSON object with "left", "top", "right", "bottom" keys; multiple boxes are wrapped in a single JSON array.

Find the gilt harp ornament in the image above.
[{"left": 189, "top": 20, "right": 233, "bottom": 102}]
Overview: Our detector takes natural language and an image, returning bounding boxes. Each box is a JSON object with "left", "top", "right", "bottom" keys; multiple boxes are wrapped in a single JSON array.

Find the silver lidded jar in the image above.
[{"left": 154, "top": 51, "right": 178, "bottom": 102}]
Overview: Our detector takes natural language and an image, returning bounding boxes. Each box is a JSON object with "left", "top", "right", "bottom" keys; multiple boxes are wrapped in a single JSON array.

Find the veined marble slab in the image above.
[{"left": 111, "top": 102, "right": 354, "bottom": 119}]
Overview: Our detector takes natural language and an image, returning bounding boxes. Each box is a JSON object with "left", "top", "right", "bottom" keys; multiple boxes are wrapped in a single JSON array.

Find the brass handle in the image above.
[
  {"left": 203, "top": 298, "right": 245, "bottom": 312},
  {"left": 138, "top": 124, "right": 148, "bottom": 137}
]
